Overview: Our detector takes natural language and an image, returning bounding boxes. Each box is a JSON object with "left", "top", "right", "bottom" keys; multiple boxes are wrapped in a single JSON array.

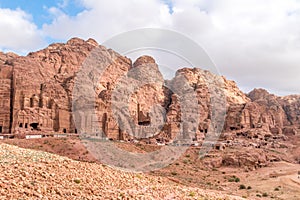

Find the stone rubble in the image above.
[{"left": 0, "top": 143, "right": 244, "bottom": 200}]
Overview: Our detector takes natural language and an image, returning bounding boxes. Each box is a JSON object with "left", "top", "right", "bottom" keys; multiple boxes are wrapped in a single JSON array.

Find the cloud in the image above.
[
  {"left": 42, "top": 0, "right": 300, "bottom": 95},
  {"left": 15, "top": 0, "right": 300, "bottom": 95},
  {"left": 0, "top": 8, "right": 45, "bottom": 54},
  {"left": 189, "top": 0, "right": 300, "bottom": 95},
  {"left": 43, "top": 0, "right": 172, "bottom": 41}
]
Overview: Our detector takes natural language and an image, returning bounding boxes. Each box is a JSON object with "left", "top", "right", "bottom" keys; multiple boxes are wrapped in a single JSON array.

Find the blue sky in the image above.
[
  {"left": 0, "top": 0, "right": 85, "bottom": 46},
  {"left": 0, "top": 0, "right": 84, "bottom": 28},
  {"left": 0, "top": 0, "right": 300, "bottom": 95}
]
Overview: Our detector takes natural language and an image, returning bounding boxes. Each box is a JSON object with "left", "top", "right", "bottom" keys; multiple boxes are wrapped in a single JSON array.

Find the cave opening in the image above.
[
  {"left": 138, "top": 121, "right": 151, "bottom": 126},
  {"left": 30, "top": 123, "right": 39, "bottom": 130},
  {"left": 0, "top": 126, "right": 2, "bottom": 133}
]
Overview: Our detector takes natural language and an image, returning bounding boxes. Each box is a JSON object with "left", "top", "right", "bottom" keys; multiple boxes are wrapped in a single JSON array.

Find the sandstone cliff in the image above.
[{"left": 0, "top": 38, "right": 299, "bottom": 145}]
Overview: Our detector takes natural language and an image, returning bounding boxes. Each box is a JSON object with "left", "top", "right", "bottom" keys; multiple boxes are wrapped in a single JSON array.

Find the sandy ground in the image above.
[{"left": 219, "top": 162, "right": 300, "bottom": 200}]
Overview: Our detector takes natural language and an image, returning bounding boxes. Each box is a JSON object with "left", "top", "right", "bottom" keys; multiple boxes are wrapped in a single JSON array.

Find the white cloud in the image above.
[
  {"left": 188, "top": 0, "right": 300, "bottom": 95},
  {"left": 0, "top": 8, "right": 45, "bottom": 54},
  {"left": 28, "top": 0, "right": 300, "bottom": 95},
  {"left": 43, "top": 0, "right": 172, "bottom": 41}
]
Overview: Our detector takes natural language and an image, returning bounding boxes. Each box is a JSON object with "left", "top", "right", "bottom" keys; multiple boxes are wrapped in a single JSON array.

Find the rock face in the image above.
[
  {"left": 0, "top": 38, "right": 299, "bottom": 144},
  {"left": 0, "top": 38, "right": 99, "bottom": 135},
  {"left": 0, "top": 52, "right": 17, "bottom": 134},
  {"left": 224, "top": 88, "right": 299, "bottom": 137},
  {"left": 278, "top": 95, "right": 300, "bottom": 127}
]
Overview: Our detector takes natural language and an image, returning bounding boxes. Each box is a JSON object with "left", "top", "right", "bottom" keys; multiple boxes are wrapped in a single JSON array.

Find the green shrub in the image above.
[
  {"left": 136, "top": 174, "right": 142, "bottom": 179},
  {"left": 74, "top": 179, "right": 81, "bottom": 184},
  {"left": 228, "top": 178, "right": 235, "bottom": 182},
  {"left": 43, "top": 140, "right": 49, "bottom": 144},
  {"left": 228, "top": 175, "right": 240, "bottom": 182},
  {"left": 171, "top": 172, "right": 177, "bottom": 176},
  {"left": 183, "top": 159, "right": 189, "bottom": 164},
  {"left": 188, "top": 191, "right": 195, "bottom": 197},
  {"left": 239, "top": 184, "right": 246, "bottom": 189},
  {"left": 262, "top": 193, "right": 268, "bottom": 197}
]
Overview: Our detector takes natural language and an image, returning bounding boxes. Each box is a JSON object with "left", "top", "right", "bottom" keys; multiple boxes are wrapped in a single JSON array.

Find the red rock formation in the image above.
[
  {"left": 0, "top": 38, "right": 99, "bottom": 135},
  {"left": 0, "top": 38, "right": 299, "bottom": 143},
  {"left": 0, "top": 52, "right": 17, "bottom": 133}
]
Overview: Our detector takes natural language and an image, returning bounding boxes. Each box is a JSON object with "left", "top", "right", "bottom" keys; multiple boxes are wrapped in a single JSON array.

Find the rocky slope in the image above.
[{"left": 0, "top": 143, "right": 245, "bottom": 199}]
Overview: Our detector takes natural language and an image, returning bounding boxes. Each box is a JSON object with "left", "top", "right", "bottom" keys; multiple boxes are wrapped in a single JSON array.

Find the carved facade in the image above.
[{"left": 0, "top": 79, "right": 11, "bottom": 134}]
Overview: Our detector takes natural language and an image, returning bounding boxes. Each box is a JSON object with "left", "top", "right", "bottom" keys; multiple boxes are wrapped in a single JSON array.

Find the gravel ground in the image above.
[{"left": 0, "top": 143, "right": 245, "bottom": 199}]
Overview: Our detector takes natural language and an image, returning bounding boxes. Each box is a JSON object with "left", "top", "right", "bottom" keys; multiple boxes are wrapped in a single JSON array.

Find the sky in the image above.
[{"left": 0, "top": 0, "right": 299, "bottom": 96}]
